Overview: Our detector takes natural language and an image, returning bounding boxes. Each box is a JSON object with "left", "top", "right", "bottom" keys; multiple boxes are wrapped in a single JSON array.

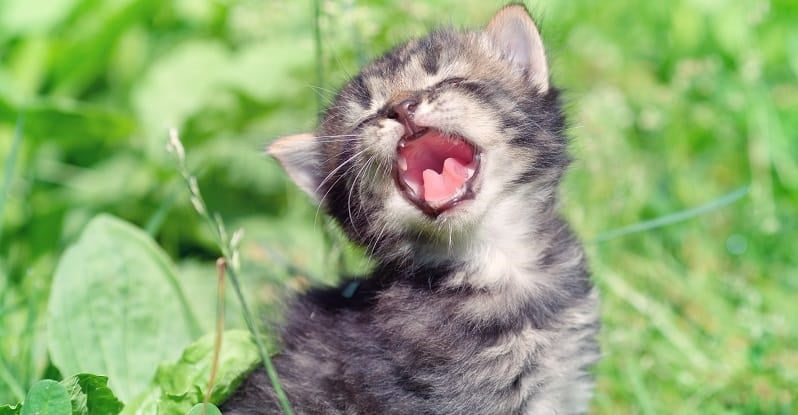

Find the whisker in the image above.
[
  {"left": 313, "top": 147, "right": 370, "bottom": 226},
  {"left": 314, "top": 137, "right": 361, "bottom": 144},
  {"left": 348, "top": 153, "right": 377, "bottom": 235},
  {"left": 368, "top": 217, "right": 391, "bottom": 258},
  {"left": 314, "top": 134, "right": 358, "bottom": 139},
  {"left": 313, "top": 133, "right": 358, "bottom": 138},
  {"left": 315, "top": 147, "right": 370, "bottom": 192},
  {"left": 448, "top": 223, "right": 454, "bottom": 254},
  {"left": 356, "top": 157, "right": 385, "bottom": 220},
  {"left": 314, "top": 161, "right": 361, "bottom": 228}
]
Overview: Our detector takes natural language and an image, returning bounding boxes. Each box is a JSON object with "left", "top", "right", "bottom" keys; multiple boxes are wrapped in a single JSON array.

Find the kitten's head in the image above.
[{"left": 270, "top": 5, "right": 568, "bottom": 261}]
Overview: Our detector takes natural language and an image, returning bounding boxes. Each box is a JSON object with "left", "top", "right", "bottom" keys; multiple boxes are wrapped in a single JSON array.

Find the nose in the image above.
[{"left": 388, "top": 98, "right": 421, "bottom": 135}]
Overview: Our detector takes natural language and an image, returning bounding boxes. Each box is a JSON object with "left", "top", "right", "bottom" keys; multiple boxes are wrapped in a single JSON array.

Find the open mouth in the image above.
[{"left": 394, "top": 128, "right": 481, "bottom": 217}]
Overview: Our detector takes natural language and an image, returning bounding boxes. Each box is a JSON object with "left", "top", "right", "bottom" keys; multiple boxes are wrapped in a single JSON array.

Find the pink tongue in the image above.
[{"left": 422, "top": 157, "right": 469, "bottom": 202}]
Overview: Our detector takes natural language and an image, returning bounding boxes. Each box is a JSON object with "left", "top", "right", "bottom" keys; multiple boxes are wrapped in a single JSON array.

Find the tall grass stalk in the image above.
[
  {"left": 590, "top": 186, "right": 749, "bottom": 243},
  {"left": 203, "top": 258, "right": 227, "bottom": 414},
  {"left": 0, "top": 115, "right": 24, "bottom": 249},
  {"left": 167, "top": 128, "right": 295, "bottom": 415},
  {"left": 312, "top": 0, "right": 324, "bottom": 117}
]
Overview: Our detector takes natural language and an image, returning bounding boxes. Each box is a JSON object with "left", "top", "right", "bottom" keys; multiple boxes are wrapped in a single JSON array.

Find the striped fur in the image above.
[{"left": 222, "top": 4, "right": 599, "bottom": 414}]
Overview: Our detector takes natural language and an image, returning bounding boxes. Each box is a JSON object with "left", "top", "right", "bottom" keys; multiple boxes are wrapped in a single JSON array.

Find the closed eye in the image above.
[
  {"left": 433, "top": 77, "right": 467, "bottom": 89},
  {"left": 354, "top": 78, "right": 469, "bottom": 129},
  {"left": 353, "top": 113, "right": 379, "bottom": 131}
]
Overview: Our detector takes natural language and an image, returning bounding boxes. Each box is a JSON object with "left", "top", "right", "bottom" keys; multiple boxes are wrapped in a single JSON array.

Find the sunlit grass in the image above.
[{"left": 0, "top": 0, "right": 795, "bottom": 412}]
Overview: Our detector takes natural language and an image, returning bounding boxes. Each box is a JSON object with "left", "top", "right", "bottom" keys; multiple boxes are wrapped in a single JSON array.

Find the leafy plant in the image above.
[
  {"left": 48, "top": 215, "right": 201, "bottom": 402},
  {"left": 3, "top": 212, "right": 265, "bottom": 413},
  {"left": 0, "top": 374, "right": 122, "bottom": 415},
  {"left": 122, "top": 330, "right": 259, "bottom": 415}
]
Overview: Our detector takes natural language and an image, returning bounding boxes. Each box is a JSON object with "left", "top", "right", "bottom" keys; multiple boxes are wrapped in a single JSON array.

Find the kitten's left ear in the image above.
[
  {"left": 267, "top": 133, "right": 324, "bottom": 202},
  {"left": 486, "top": 4, "right": 549, "bottom": 92}
]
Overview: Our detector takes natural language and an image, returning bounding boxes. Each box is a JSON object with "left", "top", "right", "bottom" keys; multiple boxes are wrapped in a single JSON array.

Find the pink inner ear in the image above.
[
  {"left": 268, "top": 132, "right": 323, "bottom": 200},
  {"left": 486, "top": 5, "right": 549, "bottom": 91},
  {"left": 499, "top": 21, "right": 533, "bottom": 65}
]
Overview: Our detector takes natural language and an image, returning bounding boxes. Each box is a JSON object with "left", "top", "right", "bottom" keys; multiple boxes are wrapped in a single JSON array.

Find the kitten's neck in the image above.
[
  {"left": 410, "top": 189, "right": 558, "bottom": 288},
  {"left": 378, "top": 189, "right": 588, "bottom": 327}
]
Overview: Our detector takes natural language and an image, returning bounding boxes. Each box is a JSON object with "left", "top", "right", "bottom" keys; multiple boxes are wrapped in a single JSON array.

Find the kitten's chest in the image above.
[
  {"left": 370, "top": 284, "right": 596, "bottom": 414},
  {"left": 377, "top": 297, "right": 557, "bottom": 414}
]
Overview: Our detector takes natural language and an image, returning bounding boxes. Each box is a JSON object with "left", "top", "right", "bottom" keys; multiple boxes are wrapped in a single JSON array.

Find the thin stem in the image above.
[
  {"left": 205, "top": 258, "right": 227, "bottom": 410},
  {"left": 167, "top": 128, "right": 294, "bottom": 415},
  {"left": 225, "top": 262, "right": 294, "bottom": 415}
]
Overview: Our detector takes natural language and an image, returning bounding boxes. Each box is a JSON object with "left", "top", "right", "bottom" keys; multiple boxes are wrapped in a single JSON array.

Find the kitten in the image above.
[{"left": 222, "top": 4, "right": 599, "bottom": 414}]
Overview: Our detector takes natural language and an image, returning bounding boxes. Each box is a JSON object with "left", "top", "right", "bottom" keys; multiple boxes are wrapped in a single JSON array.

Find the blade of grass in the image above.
[
  {"left": 344, "top": 0, "right": 365, "bottom": 66},
  {"left": 167, "top": 129, "right": 294, "bottom": 415},
  {"left": 590, "top": 186, "right": 749, "bottom": 243},
  {"left": 145, "top": 179, "right": 181, "bottom": 236},
  {"left": 23, "top": 289, "right": 39, "bottom": 390},
  {"left": 0, "top": 353, "right": 25, "bottom": 402},
  {"left": 0, "top": 114, "right": 24, "bottom": 249},
  {"left": 624, "top": 358, "right": 656, "bottom": 415},
  {"left": 598, "top": 264, "right": 711, "bottom": 371},
  {"left": 312, "top": 0, "right": 324, "bottom": 118}
]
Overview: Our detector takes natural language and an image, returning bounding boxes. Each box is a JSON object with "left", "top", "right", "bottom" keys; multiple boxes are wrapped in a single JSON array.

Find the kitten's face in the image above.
[{"left": 270, "top": 6, "right": 568, "bottom": 259}]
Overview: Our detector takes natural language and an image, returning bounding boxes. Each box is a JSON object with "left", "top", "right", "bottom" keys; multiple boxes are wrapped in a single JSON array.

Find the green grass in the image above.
[{"left": 0, "top": 0, "right": 795, "bottom": 413}]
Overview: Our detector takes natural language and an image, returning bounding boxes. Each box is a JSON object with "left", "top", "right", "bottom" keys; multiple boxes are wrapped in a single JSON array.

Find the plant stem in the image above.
[
  {"left": 167, "top": 129, "right": 294, "bottom": 415},
  {"left": 224, "top": 261, "right": 294, "bottom": 415},
  {"left": 205, "top": 258, "right": 227, "bottom": 410}
]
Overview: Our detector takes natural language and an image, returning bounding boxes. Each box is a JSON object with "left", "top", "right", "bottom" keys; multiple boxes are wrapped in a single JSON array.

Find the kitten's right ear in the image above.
[
  {"left": 267, "top": 133, "right": 324, "bottom": 202},
  {"left": 486, "top": 4, "right": 549, "bottom": 92}
]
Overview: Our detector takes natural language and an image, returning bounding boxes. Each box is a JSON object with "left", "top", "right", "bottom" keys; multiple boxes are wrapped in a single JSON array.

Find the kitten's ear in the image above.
[
  {"left": 486, "top": 4, "right": 549, "bottom": 92},
  {"left": 267, "top": 133, "right": 324, "bottom": 202}
]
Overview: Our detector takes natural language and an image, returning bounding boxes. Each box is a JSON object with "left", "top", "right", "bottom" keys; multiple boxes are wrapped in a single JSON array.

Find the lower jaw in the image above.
[{"left": 396, "top": 185, "right": 475, "bottom": 218}]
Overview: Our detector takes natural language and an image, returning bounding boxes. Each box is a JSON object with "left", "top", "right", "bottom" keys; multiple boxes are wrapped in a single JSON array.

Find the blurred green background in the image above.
[{"left": 0, "top": 0, "right": 796, "bottom": 413}]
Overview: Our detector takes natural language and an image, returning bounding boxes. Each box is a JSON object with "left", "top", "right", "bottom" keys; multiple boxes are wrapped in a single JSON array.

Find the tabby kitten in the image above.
[{"left": 222, "top": 4, "right": 599, "bottom": 414}]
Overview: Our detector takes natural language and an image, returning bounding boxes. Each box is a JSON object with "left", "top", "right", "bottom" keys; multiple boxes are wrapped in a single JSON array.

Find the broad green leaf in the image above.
[
  {"left": 61, "top": 374, "right": 124, "bottom": 415},
  {"left": 122, "top": 330, "right": 260, "bottom": 415},
  {"left": 20, "top": 380, "right": 70, "bottom": 415},
  {"left": 187, "top": 403, "right": 222, "bottom": 415},
  {"left": 47, "top": 214, "right": 201, "bottom": 402},
  {"left": 154, "top": 330, "right": 260, "bottom": 403}
]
